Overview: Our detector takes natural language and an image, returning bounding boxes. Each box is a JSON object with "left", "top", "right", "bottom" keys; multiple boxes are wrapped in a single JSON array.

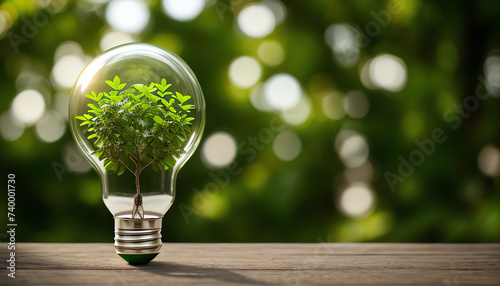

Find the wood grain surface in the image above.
[{"left": 1, "top": 243, "right": 499, "bottom": 285}]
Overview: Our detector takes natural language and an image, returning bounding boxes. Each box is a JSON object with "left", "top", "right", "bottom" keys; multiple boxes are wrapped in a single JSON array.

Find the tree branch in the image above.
[
  {"left": 116, "top": 159, "right": 135, "bottom": 175},
  {"left": 140, "top": 157, "right": 157, "bottom": 174},
  {"left": 124, "top": 149, "right": 139, "bottom": 164}
]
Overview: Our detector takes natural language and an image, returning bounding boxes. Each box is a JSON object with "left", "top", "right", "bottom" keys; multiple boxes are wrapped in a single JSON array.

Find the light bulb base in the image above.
[{"left": 114, "top": 216, "right": 163, "bottom": 264}]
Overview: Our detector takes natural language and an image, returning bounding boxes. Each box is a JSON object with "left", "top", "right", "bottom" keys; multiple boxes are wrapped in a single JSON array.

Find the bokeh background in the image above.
[{"left": 0, "top": 0, "right": 500, "bottom": 243}]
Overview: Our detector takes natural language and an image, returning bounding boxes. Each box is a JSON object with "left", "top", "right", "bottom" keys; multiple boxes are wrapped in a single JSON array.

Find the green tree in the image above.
[{"left": 76, "top": 76, "right": 195, "bottom": 218}]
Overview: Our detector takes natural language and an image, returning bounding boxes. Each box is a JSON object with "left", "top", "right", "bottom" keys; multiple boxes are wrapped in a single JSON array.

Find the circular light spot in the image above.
[
  {"left": 337, "top": 132, "right": 369, "bottom": 168},
  {"left": 264, "top": 73, "right": 301, "bottom": 110},
  {"left": 228, "top": 56, "right": 262, "bottom": 88},
  {"left": 281, "top": 94, "right": 311, "bottom": 126},
  {"left": 202, "top": 132, "right": 237, "bottom": 169},
  {"left": 325, "top": 24, "right": 357, "bottom": 50},
  {"left": 1, "top": 4, "right": 16, "bottom": 27},
  {"left": 11, "top": 89, "right": 46, "bottom": 125},
  {"left": 339, "top": 183, "right": 375, "bottom": 219},
  {"left": 162, "top": 0, "right": 205, "bottom": 22},
  {"left": 369, "top": 54, "right": 407, "bottom": 92},
  {"left": 335, "top": 129, "right": 358, "bottom": 151},
  {"left": 478, "top": 145, "right": 500, "bottom": 177},
  {"left": 100, "top": 30, "right": 135, "bottom": 52},
  {"left": 343, "top": 90, "right": 369, "bottom": 119},
  {"left": 484, "top": 54, "right": 500, "bottom": 97},
  {"left": 273, "top": 130, "right": 301, "bottom": 161},
  {"left": 322, "top": 91, "right": 345, "bottom": 120},
  {"left": 237, "top": 4, "right": 275, "bottom": 38},
  {"left": 257, "top": 40, "right": 285, "bottom": 66},
  {"left": 106, "top": 0, "right": 150, "bottom": 34},
  {"left": 51, "top": 55, "right": 86, "bottom": 90},
  {"left": 0, "top": 112, "right": 24, "bottom": 141},
  {"left": 54, "top": 41, "right": 83, "bottom": 61},
  {"left": 35, "top": 112, "right": 66, "bottom": 143},
  {"left": 261, "top": 0, "right": 286, "bottom": 25},
  {"left": 250, "top": 83, "right": 273, "bottom": 111},
  {"left": 0, "top": 13, "right": 7, "bottom": 35},
  {"left": 324, "top": 23, "right": 360, "bottom": 67}
]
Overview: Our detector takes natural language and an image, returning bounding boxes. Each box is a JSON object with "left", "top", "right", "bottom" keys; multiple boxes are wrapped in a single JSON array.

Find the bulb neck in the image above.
[{"left": 114, "top": 216, "right": 163, "bottom": 264}]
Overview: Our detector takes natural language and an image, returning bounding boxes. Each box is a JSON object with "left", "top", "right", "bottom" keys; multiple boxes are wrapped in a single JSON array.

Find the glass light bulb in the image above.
[{"left": 68, "top": 43, "right": 205, "bottom": 264}]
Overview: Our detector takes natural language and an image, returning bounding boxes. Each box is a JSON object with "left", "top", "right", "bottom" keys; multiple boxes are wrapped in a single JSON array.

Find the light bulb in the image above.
[{"left": 68, "top": 43, "right": 205, "bottom": 264}]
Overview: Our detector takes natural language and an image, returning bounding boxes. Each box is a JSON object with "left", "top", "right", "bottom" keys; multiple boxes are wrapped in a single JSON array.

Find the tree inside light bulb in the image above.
[
  {"left": 68, "top": 43, "right": 205, "bottom": 264},
  {"left": 76, "top": 76, "right": 195, "bottom": 219}
]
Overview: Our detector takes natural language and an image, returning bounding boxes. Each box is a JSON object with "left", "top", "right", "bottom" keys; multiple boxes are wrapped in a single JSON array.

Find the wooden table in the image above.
[{"left": 1, "top": 243, "right": 499, "bottom": 285}]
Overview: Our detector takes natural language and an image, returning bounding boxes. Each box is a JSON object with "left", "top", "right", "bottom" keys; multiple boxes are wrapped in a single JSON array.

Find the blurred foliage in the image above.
[{"left": 0, "top": 0, "right": 500, "bottom": 244}]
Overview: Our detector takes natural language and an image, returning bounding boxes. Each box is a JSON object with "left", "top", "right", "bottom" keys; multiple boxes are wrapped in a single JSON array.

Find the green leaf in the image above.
[
  {"left": 142, "top": 104, "right": 151, "bottom": 110},
  {"left": 117, "top": 83, "right": 126, "bottom": 90},
  {"left": 153, "top": 115, "right": 164, "bottom": 124},
  {"left": 104, "top": 159, "right": 112, "bottom": 169},
  {"left": 117, "top": 117, "right": 128, "bottom": 127},
  {"left": 75, "top": 116, "right": 87, "bottom": 121},
  {"left": 87, "top": 134, "right": 97, "bottom": 139},
  {"left": 159, "top": 159, "right": 170, "bottom": 170},
  {"left": 176, "top": 92, "right": 184, "bottom": 102},
  {"left": 181, "top": 104, "right": 195, "bottom": 110},
  {"left": 165, "top": 157, "right": 176, "bottom": 168},
  {"left": 176, "top": 92, "right": 190, "bottom": 104},
  {"left": 111, "top": 161, "right": 120, "bottom": 172},
  {"left": 87, "top": 103, "right": 100, "bottom": 111},
  {"left": 183, "top": 117, "right": 195, "bottom": 124},
  {"left": 122, "top": 131, "right": 132, "bottom": 140},
  {"left": 83, "top": 114, "right": 93, "bottom": 119},
  {"left": 105, "top": 80, "right": 114, "bottom": 89},
  {"left": 95, "top": 137, "right": 103, "bottom": 147},
  {"left": 129, "top": 93, "right": 139, "bottom": 101},
  {"left": 117, "top": 163, "right": 126, "bottom": 175},
  {"left": 150, "top": 94, "right": 161, "bottom": 103},
  {"left": 156, "top": 79, "right": 171, "bottom": 93}
]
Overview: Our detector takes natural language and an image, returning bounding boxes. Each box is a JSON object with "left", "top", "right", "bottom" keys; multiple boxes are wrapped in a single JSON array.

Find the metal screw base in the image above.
[{"left": 114, "top": 216, "right": 163, "bottom": 264}]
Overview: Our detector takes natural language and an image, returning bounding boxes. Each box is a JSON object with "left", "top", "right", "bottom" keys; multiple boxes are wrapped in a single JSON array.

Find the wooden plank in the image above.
[{"left": 1, "top": 243, "right": 499, "bottom": 285}]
